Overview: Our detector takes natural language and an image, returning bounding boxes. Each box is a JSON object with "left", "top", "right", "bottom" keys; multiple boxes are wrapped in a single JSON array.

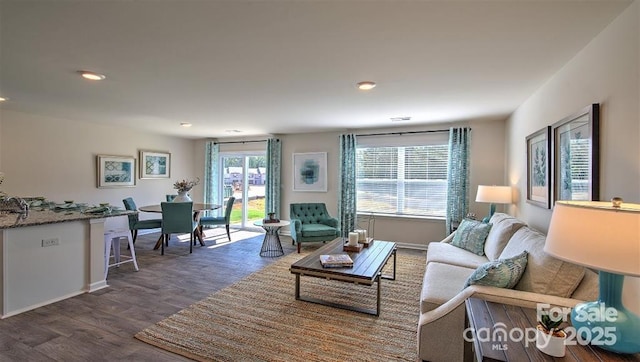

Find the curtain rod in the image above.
[
  {"left": 213, "top": 139, "right": 276, "bottom": 145},
  {"left": 356, "top": 129, "right": 454, "bottom": 137}
]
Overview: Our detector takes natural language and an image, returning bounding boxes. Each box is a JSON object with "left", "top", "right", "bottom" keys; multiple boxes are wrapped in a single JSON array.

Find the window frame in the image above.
[{"left": 355, "top": 133, "right": 449, "bottom": 219}]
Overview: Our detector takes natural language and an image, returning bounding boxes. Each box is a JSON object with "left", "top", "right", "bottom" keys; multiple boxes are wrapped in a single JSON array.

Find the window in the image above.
[{"left": 356, "top": 134, "right": 448, "bottom": 217}]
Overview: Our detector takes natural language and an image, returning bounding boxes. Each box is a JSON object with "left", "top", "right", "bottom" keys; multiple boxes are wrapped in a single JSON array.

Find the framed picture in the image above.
[
  {"left": 552, "top": 104, "right": 600, "bottom": 203},
  {"left": 96, "top": 155, "right": 136, "bottom": 188},
  {"left": 526, "top": 127, "right": 551, "bottom": 209},
  {"left": 293, "top": 152, "right": 327, "bottom": 192},
  {"left": 140, "top": 150, "right": 171, "bottom": 179}
]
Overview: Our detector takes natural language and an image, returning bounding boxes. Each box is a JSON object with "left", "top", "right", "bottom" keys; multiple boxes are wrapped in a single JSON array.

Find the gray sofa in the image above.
[{"left": 417, "top": 213, "right": 599, "bottom": 362}]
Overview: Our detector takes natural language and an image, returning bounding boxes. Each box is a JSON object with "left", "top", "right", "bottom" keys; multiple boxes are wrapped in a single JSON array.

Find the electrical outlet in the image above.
[{"left": 41, "top": 238, "right": 60, "bottom": 247}]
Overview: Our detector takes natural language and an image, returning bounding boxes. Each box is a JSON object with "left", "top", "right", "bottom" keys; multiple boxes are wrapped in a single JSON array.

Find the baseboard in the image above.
[
  {"left": 396, "top": 242, "right": 428, "bottom": 251},
  {"left": 1, "top": 290, "right": 85, "bottom": 319},
  {"left": 87, "top": 280, "right": 109, "bottom": 292},
  {"left": 134, "top": 227, "right": 427, "bottom": 251}
]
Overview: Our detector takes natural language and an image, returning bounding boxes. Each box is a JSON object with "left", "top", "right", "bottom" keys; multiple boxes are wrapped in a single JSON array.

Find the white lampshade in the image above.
[
  {"left": 544, "top": 200, "right": 640, "bottom": 277},
  {"left": 475, "top": 185, "right": 512, "bottom": 204}
]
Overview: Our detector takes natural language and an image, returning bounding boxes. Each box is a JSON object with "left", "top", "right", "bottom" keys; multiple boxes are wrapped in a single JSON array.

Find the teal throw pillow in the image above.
[
  {"left": 451, "top": 219, "right": 493, "bottom": 255},
  {"left": 464, "top": 251, "right": 529, "bottom": 289}
]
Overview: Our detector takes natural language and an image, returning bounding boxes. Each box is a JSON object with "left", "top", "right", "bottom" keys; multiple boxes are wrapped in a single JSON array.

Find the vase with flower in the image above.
[{"left": 172, "top": 178, "right": 199, "bottom": 202}]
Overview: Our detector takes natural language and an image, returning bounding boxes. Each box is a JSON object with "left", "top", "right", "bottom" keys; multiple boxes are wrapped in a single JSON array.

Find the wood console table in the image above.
[{"left": 465, "top": 298, "right": 640, "bottom": 361}]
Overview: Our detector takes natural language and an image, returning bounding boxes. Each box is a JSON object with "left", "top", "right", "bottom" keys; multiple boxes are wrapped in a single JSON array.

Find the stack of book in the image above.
[{"left": 319, "top": 254, "right": 354, "bottom": 268}]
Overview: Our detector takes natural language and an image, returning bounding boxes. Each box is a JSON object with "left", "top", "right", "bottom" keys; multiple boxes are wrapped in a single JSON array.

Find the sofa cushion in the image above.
[
  {"left": 499, "top": 227, "right": 585, "bottom": 298},
  {"left": 421, "top": 262, "right": 475, "bottom": 313},
  {"left": 464, "top": 250, "right": 528, "bottom": 289},
  {"left": 451, "top": 219, "right": 492, "bottom": 255},
  {"left": 300, "top": 223, "right": 338, "bottom": 237},
  {"left": 484, "top": 213, "right": 527, "bottom": 260},
  {"left": 426, "top": 242, "right": 489, "bottom": 269}
]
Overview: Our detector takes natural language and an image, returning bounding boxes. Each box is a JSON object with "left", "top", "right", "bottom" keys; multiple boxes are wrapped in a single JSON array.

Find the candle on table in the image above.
[{"left": 348, "top": 232, "right": 359, "bottom": 246}]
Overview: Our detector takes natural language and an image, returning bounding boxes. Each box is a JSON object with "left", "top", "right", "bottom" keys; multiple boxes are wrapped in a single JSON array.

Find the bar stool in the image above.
[{"left": 104, "top": 229, "right": 139, "bottom": 279}]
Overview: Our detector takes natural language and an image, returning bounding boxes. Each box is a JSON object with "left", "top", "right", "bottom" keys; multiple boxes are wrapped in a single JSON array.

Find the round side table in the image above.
[{"left": 254, "top": 219, "right": 290, "bottom": 257}]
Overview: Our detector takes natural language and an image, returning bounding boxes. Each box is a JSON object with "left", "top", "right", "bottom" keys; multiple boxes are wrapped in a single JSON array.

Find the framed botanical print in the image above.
[
  {"left": 526, "top": 127, "right": 551, "bottom": 208},
  {"left": 552, "top": 104, "right": 600, "bottom": 203},
  {"left": 96, "top": 155, "right": 136, "bottom": 188},
  {"left": 292, "top": 152, "right": 327, "bottom": 192},
  {"left": 140, "top": 150, "right": 171, "bottom": 179}
]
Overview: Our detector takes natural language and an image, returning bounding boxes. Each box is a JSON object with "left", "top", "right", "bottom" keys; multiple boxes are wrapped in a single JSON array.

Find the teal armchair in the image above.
[{"left": 289, "top": 203, "right": 340, "bottom": 253}]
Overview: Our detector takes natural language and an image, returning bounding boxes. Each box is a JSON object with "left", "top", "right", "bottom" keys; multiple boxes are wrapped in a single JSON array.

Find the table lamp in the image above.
[
  {"left": 544, "top": 199, "right": 640, "bottom": 354},
  {"left": 475, "top": 185, "right": 512, "bottom": 222}
]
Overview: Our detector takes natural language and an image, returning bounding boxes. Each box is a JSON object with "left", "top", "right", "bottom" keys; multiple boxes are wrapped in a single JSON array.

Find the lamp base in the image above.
[
  {"left": 482, "top": 203, "right": 496, "bottom": 223},
  {"left": 570, "top": 272, "right": 640, "bottom": 354}
]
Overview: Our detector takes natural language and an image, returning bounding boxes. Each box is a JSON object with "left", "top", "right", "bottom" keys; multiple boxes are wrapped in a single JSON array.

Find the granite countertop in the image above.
[{"left": 0, "top": 209, "right": 135, "bottom": 229}]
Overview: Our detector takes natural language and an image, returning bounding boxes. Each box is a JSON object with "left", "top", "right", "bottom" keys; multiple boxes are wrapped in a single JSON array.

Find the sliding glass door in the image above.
[{"left": 220, "top": 153, "right": 266, "bottom": 228}]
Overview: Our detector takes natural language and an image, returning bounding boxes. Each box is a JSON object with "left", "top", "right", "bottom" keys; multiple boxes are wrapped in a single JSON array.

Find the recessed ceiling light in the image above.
[
  {"left": 78, "top": 70, "right": 106, "bottom": 81},
  {"left": 180, "top": 122, "right": 192, "bottom": 127},
  {"left": 0, "top": 97, "right": 8, "bottom": 102},
  {"left": 357, "top": 81, "right": 376, "bottom": 90},
  {"left": 391, "top": 116, "right": 411, "bottom": 122}
]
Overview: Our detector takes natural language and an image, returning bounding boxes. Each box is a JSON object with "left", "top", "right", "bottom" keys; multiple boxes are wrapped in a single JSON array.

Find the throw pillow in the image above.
[
  {"left": 451, "top": 219, "right": 493, "bottom": 255},
  {"left": 483, "top": 214, "right": 527, "bottom": 260},
  {"left": 463, "top": 251, "right": 529, "bottom": 289}
]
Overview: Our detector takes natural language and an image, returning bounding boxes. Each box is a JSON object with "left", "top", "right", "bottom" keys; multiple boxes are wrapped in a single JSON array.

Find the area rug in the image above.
[{"left": 135, "top": 250, "right": 426, "bottom": 361}]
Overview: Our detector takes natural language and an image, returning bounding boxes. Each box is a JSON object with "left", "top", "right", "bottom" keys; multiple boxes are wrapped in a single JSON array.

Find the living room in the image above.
[{"left": 0, "top": 0, "right": 639, "bottom": 360}]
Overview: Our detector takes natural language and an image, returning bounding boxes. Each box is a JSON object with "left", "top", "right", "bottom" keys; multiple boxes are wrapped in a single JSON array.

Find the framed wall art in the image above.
[
  {"left": 293, "top": 152, "right": 327, "bottom": 192},
  {"left": 96, "top": 155, "right": 136, "bottom": 188},
  {"left": 140, "top": 150, "right": 171, "bottom": 179},
  {"left": 552, "top": 103, "right": 600, "bottom": 203},
  {"left": 526, "top": 127, "right": 551, "bottom": 209}
]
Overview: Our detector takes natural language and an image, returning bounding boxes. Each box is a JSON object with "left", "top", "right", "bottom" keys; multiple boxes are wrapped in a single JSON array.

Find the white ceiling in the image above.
[{"left": 0, "top": 0, "right": 632, "bottom": 139}]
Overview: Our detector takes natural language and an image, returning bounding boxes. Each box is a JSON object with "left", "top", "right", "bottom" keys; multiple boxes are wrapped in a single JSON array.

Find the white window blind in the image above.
[{"left": 356, "top": 133, "right": 449, "bottom": 217}]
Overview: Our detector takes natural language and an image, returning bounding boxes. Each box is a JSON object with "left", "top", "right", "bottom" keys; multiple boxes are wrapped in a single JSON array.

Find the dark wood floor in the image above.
[{"left": 0, "top": 228, "right": 423, "bottom": 361}]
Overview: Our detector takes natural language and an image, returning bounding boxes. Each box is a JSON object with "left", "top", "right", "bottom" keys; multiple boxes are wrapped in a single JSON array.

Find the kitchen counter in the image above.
[
  {"left": 0, "top": 208, "right": 135, "bottom": 318},
  {"left": 0, "top": 208, "right": 134, "bottom": 229}
]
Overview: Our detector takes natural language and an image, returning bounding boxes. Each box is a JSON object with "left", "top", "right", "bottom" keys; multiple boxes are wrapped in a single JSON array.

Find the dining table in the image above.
[{"left": 139, "top": 202, "right": 221, "bottom": 250}]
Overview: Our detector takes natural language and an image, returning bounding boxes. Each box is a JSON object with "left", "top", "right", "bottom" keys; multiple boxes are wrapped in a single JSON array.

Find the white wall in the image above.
[
  {"left": 0, "top": 109, "right": 504, "bottom": 248},
  {"left": 279, "top": 119, "right": 507, "bottom": 248},
  {"left": 0, "top": 110, "right": 197, "bottom": 230},
  {"left": 505, "top": 2, "right": 640, "bottom": 313},
  {"left": 194, "top": 119, "right": 506, "bottom": 248}
]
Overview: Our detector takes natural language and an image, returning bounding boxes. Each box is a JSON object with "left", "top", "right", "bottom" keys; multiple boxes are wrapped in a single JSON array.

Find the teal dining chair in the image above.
[
  {"left": 160, "top": 201, "right": 198, "bottom": 255},
  {"left": 122, "top": 197, "right": 162, "bottom": 244},
  {"left": 199, "top": 197, "right": 235, "bottom": 241},
  {"left": 166, "top": 194, "right": 176, "bottom": 202}
]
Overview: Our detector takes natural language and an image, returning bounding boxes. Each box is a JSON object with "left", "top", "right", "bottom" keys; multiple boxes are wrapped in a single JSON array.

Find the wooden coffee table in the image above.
[{"left": 289, "top": 238, "right": 396, "bottom": 316}]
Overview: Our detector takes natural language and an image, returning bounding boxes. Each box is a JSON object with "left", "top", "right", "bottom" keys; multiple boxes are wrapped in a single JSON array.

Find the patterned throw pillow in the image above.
[
  {"left": 464, "top": 251, "right": 529, "bottom": 289},
  {"left": 451, "top": 219, "right": 493, "bottom": 255}
]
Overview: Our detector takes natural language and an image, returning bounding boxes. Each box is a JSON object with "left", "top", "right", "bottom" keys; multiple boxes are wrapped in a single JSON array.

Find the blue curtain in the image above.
[
  {"left": 446, "top": 127, "right": 471, "bottom": 235},
  {"left": 265, "top": 138, "right": 281, "bottom": 218},
  {"left": 204, "top": 141, "right": 220, "bottom": 214},
  {"left": 338, "top": 134, "right": 357, "bottom": 237}
]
